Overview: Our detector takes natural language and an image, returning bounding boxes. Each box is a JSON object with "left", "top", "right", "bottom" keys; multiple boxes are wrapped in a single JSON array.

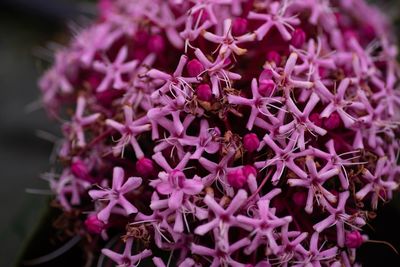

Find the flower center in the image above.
[{"left": 169, "top": 170, "right": 186, "bottom": 188}]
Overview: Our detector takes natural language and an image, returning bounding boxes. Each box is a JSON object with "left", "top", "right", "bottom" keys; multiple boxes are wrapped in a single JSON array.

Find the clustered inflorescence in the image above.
[{"left": 39, "top": 0, "right": 400, "bottom": 266}]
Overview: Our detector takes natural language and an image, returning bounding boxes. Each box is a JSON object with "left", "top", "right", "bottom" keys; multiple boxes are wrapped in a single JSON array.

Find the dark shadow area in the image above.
[
  {"left": 357, "top": 194, "right": 400, "bottom": 266},
  {"left": 0, "top": 1, "right": 86, "bottom": 266}
]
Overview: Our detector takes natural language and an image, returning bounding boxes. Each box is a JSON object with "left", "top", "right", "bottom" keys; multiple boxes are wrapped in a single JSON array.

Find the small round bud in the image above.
[
  {"left": 259, "top": 69, "right": 274, "bottom": 81},
  {"left": 243, "top": 133, "right": 260, "bottom": 153},
  {"left": 136, "top": 157, "right": 154, "bottom": 177},
  {"left": 324, "top": 112, "right": 341, "bottom": 130},
  {"left": 196, "top": 84, "right": 212, "bottom": 101},
  {"left": 309, "top": 113, "right": 323, "bottom": 127},
  {"left": 266, "top": 50, "right": 281, "bottom": 65},
  {"left": 345, "top": 231, "right": 364, "bottom": 248},
  {"left": 258, "top": 79, "right": 276, "bottom": 96},
  {"left": 85, "top": 214, "right": 105, "bottom": 234},
  {"left": 291, "top": 28, "right": 306, "bottom": 48},
  {"left": 187, "top": 59, "right": 205, "bottom": 77},
  {"left": 232, "top": 18, "right": 248, "bottom": 36},
  {"left": 71, "top": 158, "right": 89, "bottom": 180},
  {"left": 227, "top": 169, "right": 247, "bottom": 189},
  {"left": 148, "top": 35, "right": 165, "bottom": 53},
  {"left": 242, "top": 165, "right": 257, "bottom": 178}
]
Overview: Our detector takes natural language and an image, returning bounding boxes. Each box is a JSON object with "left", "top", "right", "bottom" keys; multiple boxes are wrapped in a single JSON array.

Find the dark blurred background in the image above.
[
  {"left": 0, "top": 1, "right": 92, "bottom": 266},
  {"left": 0, "top": 1, "right": 399, "bottom": 267}
]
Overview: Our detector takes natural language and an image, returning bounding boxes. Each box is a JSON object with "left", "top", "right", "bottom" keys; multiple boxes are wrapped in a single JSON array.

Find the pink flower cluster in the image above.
[{"left": 39, "top": 0, "right": 400, "bottom": 266}]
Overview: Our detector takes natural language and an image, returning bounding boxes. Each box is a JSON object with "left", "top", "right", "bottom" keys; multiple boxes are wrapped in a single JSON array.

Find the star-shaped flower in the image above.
[
  {"left": 102, "top": 238, "right": 152, "bottom": 267},
  {"left": 64, "top": 96, "right": 100, "bottom": 148},
  {"left": 106, "top": 105, "right": 151, "bottom": 158},
  {"left": 93, "top": 46, "right": 139, "bottom": 92},
  {"left": 89, "top": 167, "right": 142, "bottom": 222}
]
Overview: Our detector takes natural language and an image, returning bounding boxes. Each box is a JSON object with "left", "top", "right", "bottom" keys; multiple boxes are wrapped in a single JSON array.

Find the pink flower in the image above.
[
  {"left": 248, "top": 2, "right": 300, "bottom": 41},
  {"left": 202, "top": 18, "right": 255, "bottom": 57},
  {"left": 105, "top": 105, "right": 151, "bottom": 158},
  {"left": 280, "top": 92, "right": 327, "bottom": 150},
  {"left": 287, "top": 156, "right": 339, "bottom": 213},
  {"left": 93, "top": 46, "right": 139, "bottom": 92},
  {"left": 237, "top": 198, "right": 292, "bottom": 254},
  {"left": 228, "top": 78, "right": 283, "bottom": 130},
  {"left": 179, "top": 119, "right": 220, "bottom": 159},
  {"left": 89, "top": 167, "right": 142, "bottom": 222},
  {"left": 102, "top": 238, "right": 152, "bottom": 267},
  {"left": 295, "top": 232, "right": 338, "bottom": 266},
  {"left": 255, "top": 132, "right": 307, "bottom": 185},
  {"left": 151, "top": 169, "right": 203, "bottom": 210},
  {"left": 195, "top": 189, "right": 248, "bottom": 236},
  {"left": 192, "top": 48, "right": 241, "bottom": 97},
  {"left": 313, "top": 191, "right": 365, "bottom": 247},
  {"left": 64, "top": 96, "right": 100, "bottom": 148},
  {"left": 146, "top": 54, "right": 199, "bottom": 102},
  {"left": 356, "top": 157, "right": 398, "bottom": 209}
]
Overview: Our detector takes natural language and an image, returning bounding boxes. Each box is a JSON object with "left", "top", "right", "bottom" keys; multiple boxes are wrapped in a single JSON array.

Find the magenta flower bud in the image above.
[
  {"left": 136, "top": 157, "right": 154, "bottom": 177},
  {"left": 259, "top": 69, "right": 274, "bottom": 81},
  {"left": 324, "top": 112, "right": 341, "bottom": 130},
  {"left": 71, "top": 158, "right": 89, "bottom": 180},
  {"left": 243, "top": 133, "right": 260, "bottom": 153},
  {"left": 291, "top": 28, "right": 306, "bottom": 48},
  {"left": 187, "top": 59, "right": 205, "bottom": 77},
  {"left": 258, "top": 79, "right": 276, "bottom": 96},
  {"left": 292, "top": 191, "right": 307, "bottom": 207},
  {"left": 309, "top": 113, "right": 323, "bottom": 127},
  {"left": 266, "top": 50, "right": 281, "bottom": 65},
  {"left": 227, "top": 169, "right": 247, "bottom": 189},
  {"left": 85, "top": 214, "right": 105, "bottom": 234},
  {"left": 148, "top": 35, "right": 165, "bottom": 53},
  {"left": 232, "top": 18, "right": 248, "bottom": 36},
  {"left": 345, "top": 231, "right": 364, "bottom": 248},
  {"left": 242, "top": 165, "right": 257, "bottom": 178},
  {"left": 196, "top": 84, "right": 212, "bottom": 101}
]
